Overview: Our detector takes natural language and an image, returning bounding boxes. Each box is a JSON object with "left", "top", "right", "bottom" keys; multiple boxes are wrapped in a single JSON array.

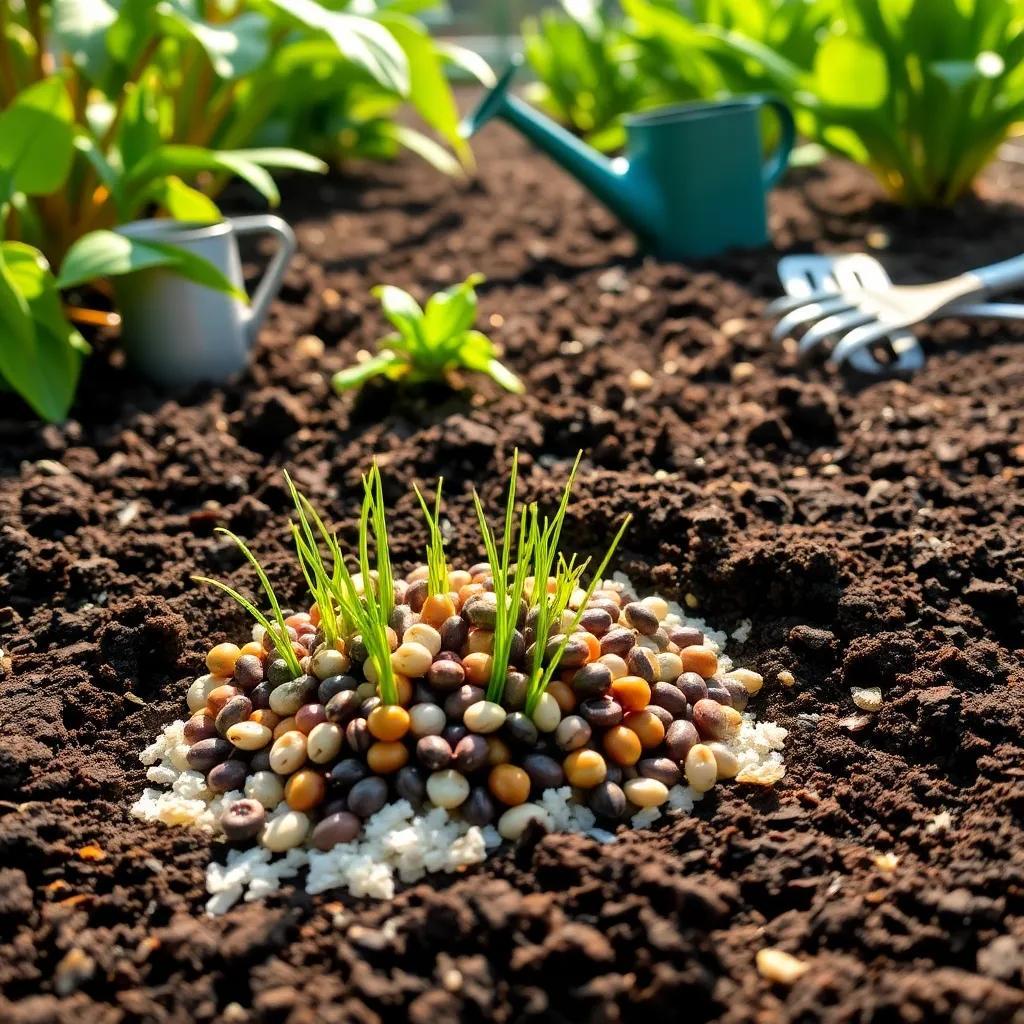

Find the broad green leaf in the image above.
[
  {"left": 813, "top": 35, "right": 888, "bottom": 109},
  {"left": 459, "top": 330, "right": 523, "bottom": 393},
  {"left": 158, "top": 5, "right": 270, "bottom": 80},
  {"left": 52, "top": 0, "right": 119, "bottom": 80},
  {"left": 57, "top": 229, "right": 245, "bottom": 301},
  {"left": 118, "top": 77, "right": 162, "bottom": 173},
  {"left": 332, "top": 350, "right": 404, "bottom": 391},
  {"left": 153, "top": 176, "right": 222, "bottom": 221},
  {"left": 383, "top": 123, "right": 461, "bottom": 176},
  {"left": 372, "top": 284, "right": 425, "bottom": 344},
  {"left": 423, "top": 273, "right": 483, "bottom": 345},
  {"left": 0, "top": 243, "right": 85, "bottom": 422},
  {"left": 0, "top": 78, "right": 76, "bottom": 197},
  {"left": 263, "top": 0, "right": 410, "bottom": 95},
  {"left": 126, "top": 145, "right": 326, "bottom": 208},
  {"left": 377, "top": 13, "right": 470, "bottom": 165},
  {"left": 436, "top": 42, "right": 496, "bottom": 87}
]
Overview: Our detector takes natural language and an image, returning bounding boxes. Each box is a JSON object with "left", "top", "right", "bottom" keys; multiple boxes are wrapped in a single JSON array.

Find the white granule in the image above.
[
  {"left": 732, "top": 619, "right": 753, "bottom": 644},
  {"left": 726, "top": 714, "right": 788, "bottom": 785},
  {"left": 630, "top": 807, "right": 661, "bottom": 828}
]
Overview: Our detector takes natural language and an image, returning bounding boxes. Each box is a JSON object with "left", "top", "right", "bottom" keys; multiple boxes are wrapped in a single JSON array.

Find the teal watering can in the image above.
[{"left": 462, "top": 61, "right": 795, "bottom": 261}]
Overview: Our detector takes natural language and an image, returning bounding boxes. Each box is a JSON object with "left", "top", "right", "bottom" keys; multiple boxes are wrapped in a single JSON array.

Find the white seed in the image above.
[
  {"left": 245, "top": 770, "right": 284, "bottom": 809},
  {"left": 226, "top": 721, "right": 272, "bottom": 751},
  {"left": 756, "top": 948, "right": 808, "bottom": 985},
  {"left": 307, "top": 722, "right": 343, "bottom": 763},
  {"left": 623, "top": 777, "right": 669, "bottom": 808},
  {"left": 725, "top": 668, "right": 764, "bottom": 695},
  {"left": 391, "top": 641, "right": 433, "bottom": 678},
  {"left": 559, "top": 609, "right": 576, "bottom": 633},
  {"left": 706, "top": 741, "right": 740, "bottom": 780},
  {"left": 598, "top": 654, "right": 628, "bottom": 680},
  {"left": 355, "top": 681, "right": 377, "bottom": 700},
  {"left": 497, "top": 803, "right": 553, "bottom": 840},
  {"left": 261, "top": 809, "right": 310, "bottom": 852},
  {"left": 777, "top": 670, "right": 796, "bottom": 687},
  {"left": 656, "top": 652, "right": 683, "bottom": 682},
  {"left": 641, "top": 596, "right": 668, "bottom": 620},
  {"left": 187, "top": 674, "right": 217, "bottom": 713},
  {"left": 312, "top": 648, "right": 350, "bottom": 680},
  {"left": 426, "top": 769, "right": 470, "bottom": 809},
  {"left": 403, "top": 623, "right": 441, "bottom": 657},
  {"left": 685, "top": 743, "right": 718, "bottom": 793},
  {"left": 851, "top": 685, "right": 882, "bottom": 711},
  {"left": 635, "top": 635, "right": 659, "bottom": 652},
  {"left": 463, "top": 700, "right": 506, "bottom": 734},
  {"left": 269, "top": 731, "right": 307, "bottom": 775},
  {"left": 409, "top": 702, "right": 446, "bottom": 737},
  {"left": 531, "top": 692, "right": 561, "bottom": 733},
  {"left": 362, "top": 658, "right": 379, "bottom": 685}
]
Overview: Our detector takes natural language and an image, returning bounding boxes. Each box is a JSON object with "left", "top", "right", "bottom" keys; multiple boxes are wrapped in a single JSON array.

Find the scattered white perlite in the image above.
[
  {"left": 132, "top": 708, "right": 787, "bottom": 915},
  {"left": 131, "top": 577, "right": 789, "bottom": 915}
]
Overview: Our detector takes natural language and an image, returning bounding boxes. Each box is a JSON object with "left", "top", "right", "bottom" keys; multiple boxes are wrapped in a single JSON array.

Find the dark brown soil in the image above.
[{"left": 1, "top": 120, "right": 1023, "bottom": 1024}]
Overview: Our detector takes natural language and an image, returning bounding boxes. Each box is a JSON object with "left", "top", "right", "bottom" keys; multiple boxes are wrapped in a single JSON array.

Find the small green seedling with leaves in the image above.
[{"left": 332, "top": 273, "right": 524, "bottom": 396}]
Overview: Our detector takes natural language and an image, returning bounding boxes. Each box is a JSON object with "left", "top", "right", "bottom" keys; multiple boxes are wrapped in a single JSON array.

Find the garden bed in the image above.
[{"left": 1, "top": 122, "right": 1023, "bottom": 1023}]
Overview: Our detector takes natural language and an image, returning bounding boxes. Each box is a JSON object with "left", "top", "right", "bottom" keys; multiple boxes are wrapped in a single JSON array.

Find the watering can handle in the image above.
[
  {"left": 760, "top": 97, "right": 796, "bottom": 189},
  {"left": 230, "top": 215, "right": 297, "bottom": 344}
]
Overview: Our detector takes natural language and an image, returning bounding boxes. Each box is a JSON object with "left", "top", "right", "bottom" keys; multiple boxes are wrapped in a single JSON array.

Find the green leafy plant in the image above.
[
  {"left": 193, "top": 528, "right": 305, "bottom": 679},
  {"left": 332, "top": 273, "right": 524, "bottom": 395},
  {"left": 698, "top": 0, "right": 1024, "bottom": 204}
]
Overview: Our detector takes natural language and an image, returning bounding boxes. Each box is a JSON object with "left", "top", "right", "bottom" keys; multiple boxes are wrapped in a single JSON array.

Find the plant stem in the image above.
[
  {"left": 25, "top": 0, "right": 45, "bottom": 80},
  {"left": 0, "top": 5, "right": 20, "bottom": 102}
]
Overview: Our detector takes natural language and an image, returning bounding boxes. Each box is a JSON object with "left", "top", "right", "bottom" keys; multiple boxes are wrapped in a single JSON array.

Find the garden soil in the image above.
[{"left": 1, "top": 122, "right": 1023, "bottom": 1023}]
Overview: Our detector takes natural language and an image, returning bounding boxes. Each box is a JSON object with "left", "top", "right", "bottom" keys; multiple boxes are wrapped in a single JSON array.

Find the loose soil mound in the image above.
[{"left": 1, "top": 124, "right": 1022, "bottom": 1023}]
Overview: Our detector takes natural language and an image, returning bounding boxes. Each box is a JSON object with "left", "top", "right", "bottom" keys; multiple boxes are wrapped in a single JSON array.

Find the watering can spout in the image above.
[{"left": 461, "top": 59, "right": 660, "bottom": 242}]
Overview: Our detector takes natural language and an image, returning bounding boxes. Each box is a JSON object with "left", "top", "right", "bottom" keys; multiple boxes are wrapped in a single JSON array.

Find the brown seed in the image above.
[
  {"left": 677, "top": 672, "right": 708, "bottom": 705},
  {"left": 345, "top": 717, "right": 373, "bottom": 755},
  {"left": 600, "top": 626, "right": 635, "bottom": 658},
  {"left": 521, "top": 753, "right": 564, "bottom": 792},
  {"left": 722, "top": 680, "right": 749, "bottom": 712},
  {"left": 692, "top": 699, "right": 739, "bottom": 741},
  {"left": 579, "top": 696, "right": 623, "bottom": 729},
  {"left": 637, "top": 757, "right": 682, "bottom": 787},
  {"left": 579, "top": 608, "right": 613, "bottom": 636},
  {"left": 233, "top": 654, "right": 264, "bottom": 691},
  {"left": 623, "top": 602, "right": 659, "bottom": 635},
  {"left": 664, "top": 719, "right": 700, "bottom": 762},
  {"left": 186, "top": 737, "right": 233, "bottom": 773},
  {"left": 571, "top": 662, "right": 612, "bottom": 700},
  {"left": 206, "top": 684, "right": 243, "bottom": 716},
  {"left": 668, "top": 626, "right": 703, "bottom": 649},
  {"left": 416, "top": 734, "right": 452, "bottom": 770},
  {"left": 439, "top": 615, "right": 468, "bottom": 653},
  {"left": 325, "top": 688, "right": 361, "bottom": 724},
  {"left": 445, "top": 684, "right": 485, "bottom": 722},
  {"left": 502, "top": 671, "right": 529, "bottom": 710},
  {"left": 184, "top": 712, "right": 218, "bottom": 744},
  {"left": 294, "top": 703, "right": 327, "bottom": 734},
  {"left": 649, "top": 681, "right": 688, "bottom": 717},
  {"left": 207, "top": 759, "right": 248, "bottom": 793},
  {"left": 427, "top": 658, "right": 465, "bottom": 692},
  {"left": 626, "top": 646, "right": 659, "bottom": 683},
  {"left": 452, "top": 734, "right": 489, "bottom": 773},
  {"left": 312, "top": 812, "right": 361, "bottom": 850},
  {"left": 221, "top": 799, "right": 265, "bottom": 841},
  {"left": 589, "top": 780, "right": 627, "bottom": 819}
]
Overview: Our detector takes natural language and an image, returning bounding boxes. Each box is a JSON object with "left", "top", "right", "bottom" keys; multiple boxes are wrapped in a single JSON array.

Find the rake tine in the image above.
[
  {"left": 765, "top": 287, "right": 840, "bottom": 318},
  {"left": 771, "top": 295, "right": 856, "bottom": 343},
  {"left": 829, "top": 319, "right": 902, "bottom": 366},
  {"left": 797, "top": 308, "right": 875, "bottom": 356}
]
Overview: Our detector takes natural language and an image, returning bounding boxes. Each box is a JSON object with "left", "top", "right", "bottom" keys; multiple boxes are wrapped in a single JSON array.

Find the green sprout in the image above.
[
  {"left": 521, "top": 456, "right": 631, "bottom": 717},
  {"left": 472, "top": 451, "right": 535, "bottom": 705},
  {"left": 282, "top": 467, "right": 398, "bottom": 705},
  {"left": 331, "top": 273, "right": 524, "bottom": 395},
  {"left": 193, "top": 530, "right": 303, "bottom": 679},
  {"left": 414, "top": 478, "right": 448, "bottom": 597}
]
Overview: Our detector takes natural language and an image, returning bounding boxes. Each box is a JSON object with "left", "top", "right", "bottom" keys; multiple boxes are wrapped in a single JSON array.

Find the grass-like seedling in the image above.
[
  {"left": 193, "top": 530, "right": 304, "bottom": 679},
  {"left": 414, "top": 478, "right": 461, "bottom": 628},
  {"left": 331, "top": 274, "right": 524, "bottom": 396},
  {"left": 522, "top": 458, "right": 630, "bottom": 716},
  {"left": 473, "top": 451, "right": 535, "bottom": 705}
]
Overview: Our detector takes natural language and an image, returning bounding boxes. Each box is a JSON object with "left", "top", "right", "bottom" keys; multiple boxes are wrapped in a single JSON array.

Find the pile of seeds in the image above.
[{"left": 134, "top": 568, "right": 786, "bottom": 909}]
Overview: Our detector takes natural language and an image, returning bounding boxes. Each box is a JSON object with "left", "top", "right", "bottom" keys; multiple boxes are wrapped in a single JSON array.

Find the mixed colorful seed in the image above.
[{"left": 134, "top": 456, "right": 786, "bottom": 905}]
